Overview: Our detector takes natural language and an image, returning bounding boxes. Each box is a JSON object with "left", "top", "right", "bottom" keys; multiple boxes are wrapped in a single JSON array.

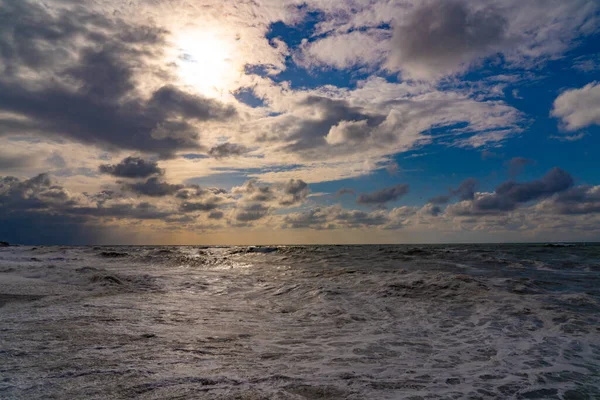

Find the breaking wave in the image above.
[{"left": 1, "top": 243, "right": 599, "bottom": 398}]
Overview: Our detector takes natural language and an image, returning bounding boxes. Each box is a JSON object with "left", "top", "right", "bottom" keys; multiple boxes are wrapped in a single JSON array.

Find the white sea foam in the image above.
[{"left": 1, "top": 244, "right": 599, "bottom": 399}]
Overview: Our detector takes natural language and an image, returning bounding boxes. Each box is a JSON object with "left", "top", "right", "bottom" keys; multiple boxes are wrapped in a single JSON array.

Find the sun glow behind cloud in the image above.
[{"left": 173, "top": 30, "right": 239, "bottom": 98}]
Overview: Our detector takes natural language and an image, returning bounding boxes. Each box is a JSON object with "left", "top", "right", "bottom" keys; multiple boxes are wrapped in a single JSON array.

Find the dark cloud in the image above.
[
  {"left": 546, "top": 186, "right": 600, "bottom": 215},
  {"left": 428, "top": 178, "right": 482, "bottom": 208},
  {"left": 70, "top": 202, "right": 173, "bottom": 220},
  {"left": 268, "top": 96, "right": 386, "bottom": 153},
  {"left": 234, "top": 203, "right": 270, "bottom": 222},
  {"left": 0, "top": 173, "right": 73, "bottom": 211},
  {"left": 282, "top": 206, "right": 389, "bottom": 229},
  {"left": 282, "top": 208, "right": 330, "bottom": 229},
  {"left": 506, "top": 157, "right": 535, "bottom": 177},
  {"left": 492, "top": 168, "right": 572, "bottom": 204},
  {"left": 84, "top": 190, "right": 121, "bottom": 207},
  {"left": 357, "top": 184, "right": 410, "bottom": 206},
  {"left": 451, "top": 178, "right": 478, "bottom": 201},
  {"left": 208, "top": 210, "right": 224, "bottom": 220},
  {"left": 233, "top": 179, "right": 309, "bottom": 207},
  {"left": 0, "top": 151, "right": 38, "bottom": 169},
  {"left": 450, "top": 168, "right": 574, "bottom": 215},
  {"left": 99, "top": 156, "right": 163, "bottom": 178},
  {"left": 335, "top": 208, "right": 389, "bottom": 227},
  {"left": 208, "top": 143, "right": 248, "bottom": 158},
  {"left": 424, "top": 204, "right": 443, "bottom": 216},
  {"left": 0, "top": 174, "right": 129, "bottom": 244},
  {"left": 388, "top": 0, "right": 508, "bottom": 79},
  {"left": 122, "top": 177, "right": 184, "bottom": 197},
  {"left": 233, "top": 180, "right": 274, "bottom": 201},
  {"left": 279, "top": 179, "right": 309, "bottom": 206},
  {"left": 175, "top": 185, "right": 227, "bottom": 200},
  {"left": 180, "top": 198, "right": 222, "bottom": 213},
  {"left": 0, "top": 0, "right": 236, "bottom": 156}
]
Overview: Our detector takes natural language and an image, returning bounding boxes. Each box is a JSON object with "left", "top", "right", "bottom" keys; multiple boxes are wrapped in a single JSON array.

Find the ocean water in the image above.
[{"left": 0, "top": 244, "right": 599, "bottom": 399}]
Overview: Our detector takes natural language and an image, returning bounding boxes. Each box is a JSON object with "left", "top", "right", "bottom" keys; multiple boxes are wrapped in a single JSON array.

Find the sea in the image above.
[{"left": 1, "top": 244, "right": 599, "bottom": 399}]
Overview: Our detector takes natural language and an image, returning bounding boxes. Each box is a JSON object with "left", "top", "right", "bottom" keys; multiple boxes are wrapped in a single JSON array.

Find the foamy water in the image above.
[{"left": 1, "top": 244, "right": 599, "bottom": 399}]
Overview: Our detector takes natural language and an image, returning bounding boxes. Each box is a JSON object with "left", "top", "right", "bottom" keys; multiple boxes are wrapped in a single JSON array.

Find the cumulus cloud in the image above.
[
  {"left": 295, "top": 29, "right": 390, "bottom": 70},
  {"left": 279, "top": 179, "right": 309, "bottom": 206},
  {"left": 99, "top": 156, "right": 163, "bottom": 178},
  {"left": 552, "top": 82, "right": 600, "bottom": 131},
  {"left": 0, "top": 173, "right": 178, "bottom": 243},
  {"left": 233, "top": 203, "right": 271, "bottom": 223},
  {"left": 540, "top": 185, "right": 600, "bottom": 215},
  {"left": 357, "top": 184, "right": 410, "bottom": 206},
  {"left": 325, "top": 120, "right": 370, "bottom": 145},
  {"left": 282, "top": 205, "right": 390, "bottom": 230},
  {"left": 448, "top": 168, "right": 573, "bottom": 215},
  {"left": 122, "top": 177, "right": 184, "bottom": 197},
  {"left": 229, "top": 178, "right": 310, "bottom": 224},
  {"left": 429, "top": 178, "right": 478, "bottom": 205},
  {"left": 387, "top": 0, "right": 508, "bottom": 80},
  {"left": 0, "top": 0, "right": 236, "bottom": 156},
  {"left": 208, "top": 143, "right": 248, "bottom": 158},
  {"left": 296, "top": 0, "right": 598, "bottom": 81},
  {"left": 450, "top": 178, "right": 478, "bottom": 201},
  {"left": 180, "top": 199, "right": 222, "bottom": 213}
]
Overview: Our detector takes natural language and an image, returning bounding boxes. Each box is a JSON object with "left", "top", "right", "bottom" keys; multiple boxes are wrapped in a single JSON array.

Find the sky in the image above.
[{"left": 1, "top": 0, "right": 600, "bottom": 245}]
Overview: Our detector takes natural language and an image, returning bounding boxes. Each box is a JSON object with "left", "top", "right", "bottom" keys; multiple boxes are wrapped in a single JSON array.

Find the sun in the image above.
[{"left": 173, "top": 30, "right": 237, "bottom": 98}]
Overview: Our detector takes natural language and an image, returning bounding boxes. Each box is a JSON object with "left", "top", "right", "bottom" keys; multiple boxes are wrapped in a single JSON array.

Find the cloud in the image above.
[
  {"left": 229, "top": 178, "right": 311, "bottom": 224},
  {"left": 272, "top": 95, "right": 387, "bottom": 153},
  {"left": 122, "top": 177, "right": 184, "bottom": 197},
  {"left": 357, "top": 184, "right": 410, "bottom": 206},
  {"left": 180, "top": 199, "right": 222, "bottom": 212},
  {"left": 0, "top": 150, "right": 39, "bottom": 170},
  {"left": 279, "top": 179, "right": 309, "bottom": 206},
  {"left": 251, "top": 79, "right": 523, "bottom": 167},
  {"left": 298, "top": 0, "right": 598, "bottom": 81},
  {"left": 208, "top": 143, "right": 249, "bottom": 158},
  {"left": 448, "top": 167, "right": 573, "bottom": 215},
  {"left": 540, "top": 185, "right": 600, "bottom": 215},
  {"left": 175, "top": 185, "right": 228, "bottom": 200},
  {"left": 0, "top": 173, "right": 164, "bottom": 243},
  {"left": 551, "top": 82, "right": 600, "bottom": 131},
  {"left": 550, "top": 133, "right": 587, "bottom": 142},
  {"left": 506, "top": 157, "right": 534, "bottom": 177},
  {"left": 450, "top": 178, "right": 478, "bottom": 201},
  {"left": 0, "top": 0, "right": 236, "bottom": 156},
  {"left": 99, "top": 156, "right": 163, "bottom": 178},
  {"left": 325, "top": 119, "right": 371, "bottom": 145},
  {"left": 572, "top": 55, "right": 600, "bottom": 73},
  {"left": 233, "top": 179, "right": 309, "bottom": 207},
  {"left": 429, "top": 178, "right": 478, "bottom": 204},
  {"left": 282, "top": 205, "right": 390, "bottom": 229},
  {"left": 387, "top": 0, "right": 508, "bottom": 80},
  {"left": 208, "top": 210, "right": 224, "bottom": 219},
  {"left": 233, "top": 203, "right": 271, "bottom": 222},
  {"left": 295, "top": 29, "right": 390, "bottom": 70}
]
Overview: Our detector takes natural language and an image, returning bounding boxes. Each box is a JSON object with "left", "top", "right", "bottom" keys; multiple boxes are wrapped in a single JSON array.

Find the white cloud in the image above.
[
  {"left": 552, "top": 82, "right": 600, "bottom": 131},
  {"left": 293, "top": 0, "right": 599, "bottom": 81},
  {"left": 295, "top": 30, "right": 389, "bottom": 70}
]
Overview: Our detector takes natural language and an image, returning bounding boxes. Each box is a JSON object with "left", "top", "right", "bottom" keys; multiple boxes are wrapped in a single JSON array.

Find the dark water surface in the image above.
[{"left": 1, "top": 244, "right": 599, "bottom": 399}]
